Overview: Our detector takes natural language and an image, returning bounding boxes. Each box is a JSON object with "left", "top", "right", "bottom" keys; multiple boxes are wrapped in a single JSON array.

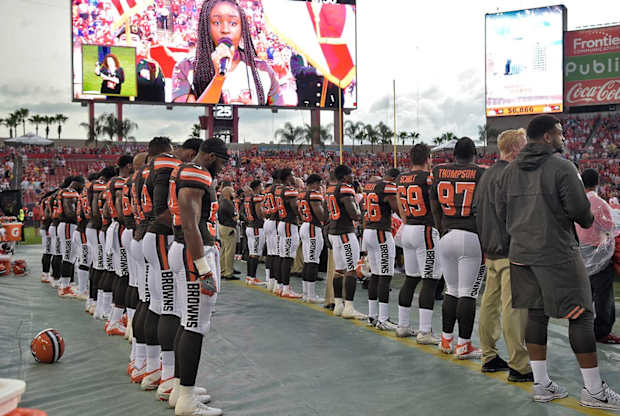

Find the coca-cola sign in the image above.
[{"left": 565, "top": 26, "right": 620, "bottom": 107}]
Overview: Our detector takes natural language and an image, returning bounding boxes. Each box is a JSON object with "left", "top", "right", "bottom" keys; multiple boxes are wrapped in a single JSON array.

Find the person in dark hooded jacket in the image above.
[{"left": 495, "top": 115, "right": 620, "bottom": 410}]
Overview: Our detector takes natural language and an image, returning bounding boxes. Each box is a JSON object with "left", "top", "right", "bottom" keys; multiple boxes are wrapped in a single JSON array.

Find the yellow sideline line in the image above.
[{"left": 229, "top": 280, "right": 614, "bottom": 416}]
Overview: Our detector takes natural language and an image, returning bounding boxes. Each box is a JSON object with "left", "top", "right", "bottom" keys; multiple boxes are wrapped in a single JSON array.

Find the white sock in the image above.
[
  {"left": 335, "top": 298, "right": 344, "bottom": 308},
  {"left": 302, "top": 281, "right": 308, "bottom": 296},
  {"left": 344, "top": 300, "right": 355, "bottom": 310},
  {"left": 398, "top": 306, "right": 410, "bottom": 328},
  {"left": 531, "top": 360, "right": 551, "bottom": 386},
  {"left": 130, "top": 340, "right": 136, "bottom": 360},
  {"left": 134, "top": 343, "right": 146, "bottom": 369},
  {"left": 378, "top": 302, "right": 389, "bottom": 323},
  {"left": 161, "top": 350, "right": 175, "bottom": 381},
  {"left": 283, "top": 284, "right": 289, "bottom": 294},
  {"left": 77, "top": 269, "right": 88, "bottom": 293},
  {"left": 103, "top": 292, "right": 113, "bottom": 316},
  {"left": 60, "top": 277, "right": 70, "bottom": 288},
  {"left": 368, "top": 299, "right": 378, "bottom": 319},
  {"left": 442, "top": 332, "right": 453, "bottom": 340},
  {"left": 457, "top": 337, "right": 470, "bottom": 346},
  {"left": 581, "top": 367, "right": 603, "bottom": 394},
  {"left": 127, "top": 308, "right": 135, "bottom": 321},
  {"left": 308, "top": 282, "right": 316, "bottom": 298},
  {"left": 146, "top": 345, "right": 161, "bottom": 372},
  {"left": 265, "top": 269, "right": 270, "bottom": 282},
  {"left": 111, "top": 307, "right": 124, "bottom": 324},
  {"left": 95, "top": 291, "right": 104, "bottom": 316},
  {"left": 419, "top": 308, "right": 433, "bottom": 333}
]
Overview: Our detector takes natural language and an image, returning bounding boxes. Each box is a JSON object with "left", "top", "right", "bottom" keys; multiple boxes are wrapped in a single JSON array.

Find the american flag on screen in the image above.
[{"left": 110, "top": 0, "right": 154, "bottom": 27}]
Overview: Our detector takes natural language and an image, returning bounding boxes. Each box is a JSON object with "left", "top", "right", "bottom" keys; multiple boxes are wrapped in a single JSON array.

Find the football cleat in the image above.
[
  {"left": 416, "top": 331, "right": 441, "bottom": 345},
  {"left": 169, "top": 384, "right": 211, "bottom": 409},
  {"left": 141, "top": 368, "right": 161, "bottom": 391},
  {"left": 50, "top": 279, "right": 59, "bottom": 288},
  {"left": 88, "top": 303, "right": 96, "bottom": 315},
  {"left": 76, "top": 291, "right": 88, "bottom": 301},
  {"left": 246, "top": 277, "right": 267, "bottom": 286},
  {"left": 341, "top": 304, "right": 367, "bottom": 320},
  {"left": 333, "top": 301, "right": 345, "bottom": 317},
  {"left": 375, "top": 319, "right": 398, "bottom": 331},
  {"left": 156, "top": 377, "right": 176, "bottom": 401},
  {"left": 533, "top": 381, "right": 568, "bottom": 403},
  {"left": 439, "top": 335, "right": 454, "bottom": 354},
  {"left": 305, "top": 295, "right": 325, "bottom": 304},
  {"left": 367, "top": 317, "right": 377, "bottom": 327},
  {"left": 396, "top": 326, "right": 417, "bottom": 338},
  {"left": 281, "top": 289, "right": 302, "bottom": 299},
  {"left": 455, "top": 341, "right": 482, "bottom": 360},
  {"left": 579, "top": 381, "right": 620, "bottom": 410},
  {"left": 175, "top": 394, "right": 221, "bottom": 416},
  {"left": 267, "top": 279, "right": 275, "bottom": 292},
  {"left": 274, "top": 287, "right": 283, "bottom": 297},
  {"left": 59, "top": 286, "right": 77, "bottom": 298},
  {"left": 106, "top": 322, "right": 126, "bottom": 336},
  {"left": 127, "top": 360, "right": 134, "bottom": 376},
  {"left": 130, "top": 365, "right": 146, "bottom": 384},
  {"left": 41, "top": 273, "right": 50, "bottom": 283}
]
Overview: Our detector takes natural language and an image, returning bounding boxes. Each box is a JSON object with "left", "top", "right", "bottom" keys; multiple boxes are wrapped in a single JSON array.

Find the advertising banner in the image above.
[{"left": 564, "top": 26, "right": 620, "bottom": 107}]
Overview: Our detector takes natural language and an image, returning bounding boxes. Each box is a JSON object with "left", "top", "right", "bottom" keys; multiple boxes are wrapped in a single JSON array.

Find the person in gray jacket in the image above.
[{"left": 495, "top": 115, "right": 620, "bottom": 410}]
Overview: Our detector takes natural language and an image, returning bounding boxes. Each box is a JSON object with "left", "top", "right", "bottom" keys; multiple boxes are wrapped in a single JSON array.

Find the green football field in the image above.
[{"left": 81, "top": 45, "right": 137, "bottom": 97}]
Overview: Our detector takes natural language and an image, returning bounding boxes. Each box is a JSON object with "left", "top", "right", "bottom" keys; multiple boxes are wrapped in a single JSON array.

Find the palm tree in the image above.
[
  {"left": 28, "top": 115, "right": 43, "bottom": 136},
  {"left": 299, "top": 123, "right": 332, "bottom": 149},
  {"left": 100, "top": 113, "right": 118, "bottom": 142},
  {"left": 117, "top": 118, "right": 138, "bottom": 141},
  {"left": 190, "top": 123, "right": 201, "bottom": 139},
  {"left": 376, "top": 121, "right": 393, "bottom": 152},
  {"left": 343, "top": 120, "right": 364, "bottom": 151},
  {"left": 16, "top": 108, "right": 29, "bottom": 136},
  {"left": 41, "top": 115, "right": 55, "bottom": 139},
  {"left": 408, "top": 131, "right": 420, "bottom": 146},
  {"left": 6, "top": 112, "right": 20, "bottom": 138},
  {"left": 432, "top": 132, "right": 457, "bottom": 147},
  {"left": 55, "top": 114, "right": 69, "bottom": 139},
  {"left": 274, "top": 122, "right": 302, "bottom": 147},
  {"left": 363, "top": 123, "right": 379, "bottom": 152},
  {"left": 478, "top": 124, "right": 500, "bottom": 147},
  {"left": 80, "top": 116, "right": 104, "bottom": 144}
]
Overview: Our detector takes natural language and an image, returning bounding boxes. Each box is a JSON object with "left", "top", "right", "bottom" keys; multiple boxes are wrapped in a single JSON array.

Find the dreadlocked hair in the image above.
[{"left": 193, "top": 0, "right": 266, "bottom": 104}]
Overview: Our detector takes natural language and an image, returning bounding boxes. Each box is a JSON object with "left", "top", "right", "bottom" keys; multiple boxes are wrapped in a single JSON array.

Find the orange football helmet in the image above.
[{"left": 31, "top": 329, "right": 65, "bottom": 363}]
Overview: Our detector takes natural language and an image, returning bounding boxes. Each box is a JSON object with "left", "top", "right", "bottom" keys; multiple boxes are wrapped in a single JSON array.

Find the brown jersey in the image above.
[
  {"left": 362, "top": 180, "right": 397, "bottom": 232},
  {"left": 264, "top": 185, "right": 279, "bottom": 221},
  {"left": 244, "top": 194, "right": 264, "bottom": 228},
  {"left": 148, "top": 153, "right": 182, "bottom": 235},
  {"left": 326, "top": 183, "right": 357, "bottom": 235},
  {"left": 430, "top": 163, "right": 485, "bottom": 233},
  {"left": 298, "top": 190, "right": 324, "bottom": 227},
  {"left": 277, "top": 186, "right": 299, "bottom": 224},
  {"left": 397, "top": 170, "right": 435, "bottom": 226}
]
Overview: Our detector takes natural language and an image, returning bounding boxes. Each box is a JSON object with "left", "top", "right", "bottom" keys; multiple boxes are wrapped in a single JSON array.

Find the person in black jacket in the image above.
[
  {"left": 495, "top": 115, "right": 620, "bottom": 410},
  {"left": 473, "top": 128, "right": 531, "bottom": 381}
]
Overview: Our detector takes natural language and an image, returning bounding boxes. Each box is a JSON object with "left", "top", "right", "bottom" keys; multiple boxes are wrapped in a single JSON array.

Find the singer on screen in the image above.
[
  {"left": 171, "top": 0, "right": 283, "bottom": 105},
  {"left": 95, "top": 54, "right": 125, "bottom": 96}
]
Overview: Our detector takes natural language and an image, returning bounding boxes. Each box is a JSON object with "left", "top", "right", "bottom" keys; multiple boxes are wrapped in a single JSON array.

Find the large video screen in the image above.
[
  {"left": 485, "top": 5, "right": 565, "bottom": 117},
  {"left": 71, "top": 0, "right": 357, "bottom": 109}
]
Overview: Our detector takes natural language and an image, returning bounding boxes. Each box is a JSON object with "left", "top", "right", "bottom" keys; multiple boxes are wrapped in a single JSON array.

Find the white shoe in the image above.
[
  {"left": 532, "top": 380, "right": 568, "bottom": 403},
  {"left": 375, "top": 319, "right": 398, "bottom": 331},
  {"left": 169, "top": 380, "right": 210, "bottom": 408},
  {"left": 76, "top": 291, "right": 88, "bottom": 300},
  {"left": 416, "top": 331, "right": 440, "bottom": 345},
  {"left": 333, "top": 300, "right": 345, "bottom": 317},
  {"left": 157, "top": 377, "right": 176, "bottom": 401},
  {"left": 396, "top": 326, "right": 417, "bottom": 338},
  {"left": 305, "top": 295, "right": 325, "bottom": 304},
  {"left": 580, "top": 382, "right": 620, "bottom": 410},
  {"left": 341, "top": 303, "right": 367, "bottom": 320},
  {"left": 267, "top": 279, "right": 275, "bottom": 292},
  {"left": 175, "top": 388, "right": 219, "bottom": 416},
  {"left": 455, "top": 341, "right": 482, "bottom": 360},
  {"left": 125, "top": 318, "right": 132, "bottom": 340},
  {"left": 140, "top": 368, "right": 161, "bottom": 391},
  {"left": 50, "top": 279, "right": 59, "bottom": 288}
]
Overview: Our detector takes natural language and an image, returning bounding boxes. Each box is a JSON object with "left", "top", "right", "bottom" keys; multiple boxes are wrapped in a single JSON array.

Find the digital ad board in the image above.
[
  {"left": 565, "top": 25, "right": 620, "bottom": 107},
  {"left": 71, "top": 0, "right": 357, "bottom": 109},
  {"left": 485, "top": 5, "right": 566, "bottom": 117}
]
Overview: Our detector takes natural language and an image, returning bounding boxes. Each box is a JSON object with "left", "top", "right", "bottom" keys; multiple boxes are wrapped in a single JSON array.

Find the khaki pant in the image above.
[
  {"left": 219, "top": 223, "right": 237, "bottom": 278},
  {"left": 292, "top": 244, "right": 304, "bottom": 274},
  {"left": 324, "top": 249, "right": 335, "bottom": 306},
  {"left": 478, "top": 257, "right": 530, "bottom": 374}
]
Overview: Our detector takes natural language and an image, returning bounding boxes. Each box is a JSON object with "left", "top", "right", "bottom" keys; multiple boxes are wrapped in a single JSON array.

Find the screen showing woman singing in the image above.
[{"left": 72, "top": 0, "right": 357, "bottom": 108}]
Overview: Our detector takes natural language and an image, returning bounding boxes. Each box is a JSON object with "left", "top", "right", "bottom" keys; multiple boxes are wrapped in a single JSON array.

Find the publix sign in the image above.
[{"left": 564, "top": 26, "right": 620, "bottom": 107}]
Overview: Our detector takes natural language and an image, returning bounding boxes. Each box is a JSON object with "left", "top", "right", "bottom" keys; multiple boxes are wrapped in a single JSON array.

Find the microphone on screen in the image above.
[{"left": 218, "top": 38, "right": 233, "bottom": 75}]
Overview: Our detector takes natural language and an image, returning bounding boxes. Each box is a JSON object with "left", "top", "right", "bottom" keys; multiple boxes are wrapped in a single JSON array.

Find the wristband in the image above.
[{"left": 194, "top": 256, "right": 211, "bottom": 275}]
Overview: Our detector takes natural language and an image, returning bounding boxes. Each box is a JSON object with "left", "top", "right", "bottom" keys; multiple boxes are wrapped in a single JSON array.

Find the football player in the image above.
[
  {"left": 264, "top": 170, "right": 281, "bottom": 292},
  {"left": 244, "top": 180, "right": 267, "bottom": 286},
  {"left": 362, "top": 168, "right": 400, "bottom": 330},
  {"left": 298, "top": 174, "right": 327, "bottom": 303},
  {"left": 395, "top": 143, "right": 442, "bottom": 344},
  {"left": 326, "top": 165, "right": 366, "bottom": 320},
  {"left": 167, "top": 138, "right": 228, "bottom": 416},
  {"left": 58, "top": 176, "right": 85, "bottom": 297},
  {"left": 430, "top": 137, "right": 486, "bottom": 359},
  {"left": 275, "top": 168, "right": 302, "bottom": 298},
  {"left": 49, "top": 177, "right": 72, "bottom": 289},
  {"left": 39, "top": 191, "right": 55, "bottom": 284}
]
